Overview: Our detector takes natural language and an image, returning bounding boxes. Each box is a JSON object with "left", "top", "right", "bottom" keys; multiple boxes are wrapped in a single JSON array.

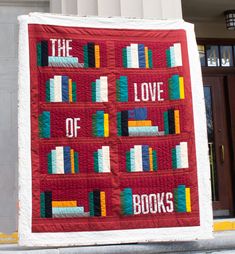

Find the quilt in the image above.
[{"left": 18, "top": 13, "right": 213, "bottom": 246}]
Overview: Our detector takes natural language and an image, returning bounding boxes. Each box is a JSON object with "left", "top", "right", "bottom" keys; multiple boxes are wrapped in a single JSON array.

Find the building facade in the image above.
[{"left": 0, "top": 0, "right": 235, "bottom": 245}]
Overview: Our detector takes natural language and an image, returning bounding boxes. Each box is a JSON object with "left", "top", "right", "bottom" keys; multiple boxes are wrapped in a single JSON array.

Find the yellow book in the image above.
[
  {"left": 149, "top": 147, "right": 153, "bottom": 171},
  {"left": 68, "top": 78, "right": 73, "bottom": 102},
  {"left": 100, "top": 191, "right": 106, "bottom": 216},
  {"left": 128, "top": 120, "right": 152, "bottom": 127},
  {"left": 95, "top": 45, "right": 100, "bottom": 68},
  {"left": 52, "top": 201, "right": 77, "bottom": 207},
  {"left": 179, "top": 77, "right": 185, "bottom": 99},
  {"left": 145, "top": 46, "right": 149, "bottom": 68},
  {"left": 186, "top": 188, "right": 191, "bottom": 212},
  {"left": 70, "top": 149, "right": 75, "bottom": 174},
  {"left": 174, "top": 110, "right": 180, "bottom": 134},
  {"left": 104, "top": 113, "right": 109, "bottom": 137}
]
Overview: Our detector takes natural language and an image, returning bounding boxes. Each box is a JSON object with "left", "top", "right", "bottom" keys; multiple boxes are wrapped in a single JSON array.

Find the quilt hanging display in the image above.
[{"left": 18, "top": 13, "right": 212, "bottom": 246}]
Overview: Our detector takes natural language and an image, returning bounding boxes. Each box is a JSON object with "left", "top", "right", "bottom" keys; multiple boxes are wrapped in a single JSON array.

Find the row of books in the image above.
[
  {"left": 40, "top": 190, "right": 107, "bottom": 218},
  {"left": 46, "top": 75, "right": 77, "bottom": 102},
  {"left": 92, "top": 111, "right": 110, "bottom": 137},
  {"left": 93, "top": 146, "right": 111, "bottom": 173},
  {"left": 37, "top": 40, "right": 82, "bottom": 67},
  {"left": 91, "top": 76, "right": 108, "bottom": 102},
  {"left": 117, "top": 108, "right": 163, "bottom": 137},
  {"left": 40, "top": 191, "right": 88, "bottom": 218},
  {"left": 126, "top": 145, "right": 157, "bottom": 172},
  {"left": 37, "top": 40, "right": 183, "bottom": 69},
  {"left": 172, "top": 142, "right": 189, "bottom": 169},
  {"left": 122, "top": 43, "right": 153, "bottom": 68},
  {"left": 47, "top": 146, "right": 79, "bottom": 174},
  {"left": 166, "top": 43, "right": 183, "bottom": 68}
]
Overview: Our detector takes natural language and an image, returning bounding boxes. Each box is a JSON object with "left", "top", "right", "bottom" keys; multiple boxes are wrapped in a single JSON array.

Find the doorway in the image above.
[{"left": 203, "top": 76, "right": 233, "bottom": 217}]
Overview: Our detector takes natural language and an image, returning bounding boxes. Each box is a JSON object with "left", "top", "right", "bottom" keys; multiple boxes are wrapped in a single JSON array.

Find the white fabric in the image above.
[{"left": 18, "top": 13, "right": 213, "bottom": 247}]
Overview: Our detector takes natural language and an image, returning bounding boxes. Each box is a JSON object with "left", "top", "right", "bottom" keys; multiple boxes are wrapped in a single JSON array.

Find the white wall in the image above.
[
  {"left": 50, "top": 0, "right": 182, "bottom": 19},
  {"left": 0, "top": 0, "right": 49, "bottom": 233}
]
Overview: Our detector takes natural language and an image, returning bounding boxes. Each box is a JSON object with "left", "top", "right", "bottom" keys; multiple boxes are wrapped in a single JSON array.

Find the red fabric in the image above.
[{"left": 29, "top": 24, "right": 199, "bottom": 232}]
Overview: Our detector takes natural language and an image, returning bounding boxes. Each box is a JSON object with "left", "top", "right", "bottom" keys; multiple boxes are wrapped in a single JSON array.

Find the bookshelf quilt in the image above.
[{"left": 18, "top": 14, "right": 212, "bottom": 246}]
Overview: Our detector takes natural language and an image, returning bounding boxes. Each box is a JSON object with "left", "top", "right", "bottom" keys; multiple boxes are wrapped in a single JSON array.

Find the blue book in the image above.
[
  {"left": 142, "top": 145, "right": 150, "bottom": 171},
  {"left": 134, "top": 108, "right": 147, "bottom": 120},
  {"left": 62, "top": 76, "right": 69, "bottom": 102},
  {"left": 64, "top": 146, "right": 71, "bottom": 174},
  {"left": 138, "top": 44, "right": 145, "bottom": 68}
]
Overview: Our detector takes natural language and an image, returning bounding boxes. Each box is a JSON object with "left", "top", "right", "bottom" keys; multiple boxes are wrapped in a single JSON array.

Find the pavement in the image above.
[{"left": 1, "top": 231, "right": 235, "bottom": 253}]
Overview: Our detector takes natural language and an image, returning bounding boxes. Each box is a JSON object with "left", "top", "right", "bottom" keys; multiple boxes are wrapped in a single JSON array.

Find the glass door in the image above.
[{"left": 203, "top": 77, "right": 233, "bottom": 217}]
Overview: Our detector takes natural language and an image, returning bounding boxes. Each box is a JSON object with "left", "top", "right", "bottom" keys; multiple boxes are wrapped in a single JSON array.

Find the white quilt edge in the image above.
[{"left": 17, "top": 13, "right": 213, "bottom": 247}]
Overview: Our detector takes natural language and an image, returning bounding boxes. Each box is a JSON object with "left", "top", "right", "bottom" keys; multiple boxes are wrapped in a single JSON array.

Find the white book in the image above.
[
  {"left": 134, "top": 145, "right": 143, "bottom": 172},
  {"left": 55, "top": 146, "right": 64, "bottom": 174},
  {"left": 173, "top": 43, "right": 182, "bottom": 67},
  {"left": 102, "top": 146, "right": 110, "bottom": 172},
  {"left": 100, "top": 76, "right": 108, "bottom": 102},
  {"left": 180, "top": 142, "right": 189, "bottom": 168},
  {"left": 54, "top": 75, "right": 62, "bottom": 102},
  {"left": 130, "top": 43, "right": 139, "bottom": 68},
  {"left": 175, "top": 145, "right": 181, "bottom": 168},
  {"left": 98, "top": 148, "right": 103, "bottom": 172}
]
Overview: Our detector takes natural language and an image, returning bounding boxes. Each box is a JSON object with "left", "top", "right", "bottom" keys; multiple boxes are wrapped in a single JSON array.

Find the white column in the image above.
[
  {"left": 120, "top": 0, "right": 143, "bottom": 18},
  {"left": 61, "top": 0, "right": 77, "bottom": 15},
  {"left": 142, "top": 0, "right": 162, "bottom": 19},
  {"left": 98, "top": 0, "right": 121, "bottom": 17},
  {"left": 50, "top": 0, "right": 62, "bottom": 13},
  {"left": 77, "top": 0, "right": 98, "bottom": 16},
  {"left": 161, "top": 0, "right": 182, "bottom": 19}
]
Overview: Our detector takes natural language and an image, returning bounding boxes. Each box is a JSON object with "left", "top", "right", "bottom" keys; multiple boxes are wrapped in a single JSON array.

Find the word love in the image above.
[
  {"left": 134, "top": 82, "right": 164, "bottom": 102},
  {"left": 50, "top": 39, "right": 73, "bottom": 57},
  {"left": 133, "top": 192, "right": 174, "bottom": 215}
]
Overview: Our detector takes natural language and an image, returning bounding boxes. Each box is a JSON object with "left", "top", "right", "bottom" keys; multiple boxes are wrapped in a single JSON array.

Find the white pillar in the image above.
[
  {"left": 98, "top": 0, "right": 121, "bottom": 17},
  {"left": 143, "top": 0, "right": 162, "bottom": 19},
  {"left": 161, "top": 0, "right": 182, "bottom": 19},
  {"left": 77, "top": 0, "right": 98, "bottom": 16},
  {"left": 50, "top": 0, "right": 183, "bottom": 19},
  {"left": 50, "top": 0, "right": 62, "bottom": 13},
  {"left": 61, "top": 0, "right": 77, "bottom": 15},
  {"left": 120, "top": 0, "right": 143, "bottom": 18}
]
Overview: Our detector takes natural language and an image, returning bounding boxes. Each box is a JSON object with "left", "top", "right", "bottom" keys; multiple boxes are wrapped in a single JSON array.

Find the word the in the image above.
[
  {"left": 133, "top": 192, "right": 174, "bottom": 214},
  {"left": 134, "top": 82, "right": 164, "bottom": 102},
  {"left": 50, "top": 39, "right": 73, "bottom": 57}
]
